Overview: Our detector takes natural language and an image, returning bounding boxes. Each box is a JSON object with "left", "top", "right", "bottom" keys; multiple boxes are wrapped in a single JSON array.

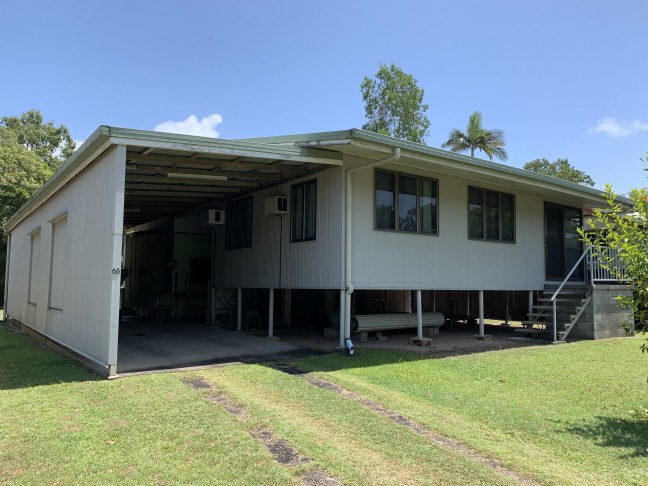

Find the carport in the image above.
[
  {"left": 116, "top": 127, "right": 342, "bottom": 374},
  {"left": 4, "top": 126, "right": 342, "bottom": 377}
]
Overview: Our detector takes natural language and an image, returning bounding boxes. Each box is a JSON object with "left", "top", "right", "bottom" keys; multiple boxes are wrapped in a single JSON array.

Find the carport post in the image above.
[
  {"left": 416, "top": 290, "right": 423, "bottom": 339},
  {"left": 528, "top": 290, "right": 534, "bottom": 317},
  {"left": 237, "top": 288, "right": 242, "bottom": 331},
  {"left": 339, "top": 289, "right": 345, "bottom": 348},
  {"left": 478, "top": 290, "right": 485, "bottom": 337},
  {"left": 268, "top": 288, "right": 274, "bottom": 337}
]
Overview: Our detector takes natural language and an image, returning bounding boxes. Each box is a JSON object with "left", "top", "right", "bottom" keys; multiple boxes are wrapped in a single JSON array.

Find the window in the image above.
[
  {"left": 375, "top": 170, "right": 438, "bottom": 235},
  {"left": 291, "top": 180, "right": 316, "bottom": 242},
  {"left": 468, "top": 187, "right": 515, "bottom": 242},
  {"left": 28, "top": 230, "right": 40, "bottom": 305},
  {"left": 226, "top": 197, "right": 253, "bottom": 249},
  {"left": 49, "top": 216, "right": 67, "bottom": 310}
]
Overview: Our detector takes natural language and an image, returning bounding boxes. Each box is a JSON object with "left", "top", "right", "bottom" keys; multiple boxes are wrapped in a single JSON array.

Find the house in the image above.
[{"left": 2, "top": 126, "right": 633, "bottom": 377}]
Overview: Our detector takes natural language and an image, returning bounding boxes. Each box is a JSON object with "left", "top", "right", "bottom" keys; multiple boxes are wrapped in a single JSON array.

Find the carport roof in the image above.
[{"left": 5, "top": 125, "right": 343, "bottom": 230}]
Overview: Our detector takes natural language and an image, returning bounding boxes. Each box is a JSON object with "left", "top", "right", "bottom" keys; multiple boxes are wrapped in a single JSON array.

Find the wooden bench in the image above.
[{"left": 352, "top": 312, "right": 445, "bottom": 343}]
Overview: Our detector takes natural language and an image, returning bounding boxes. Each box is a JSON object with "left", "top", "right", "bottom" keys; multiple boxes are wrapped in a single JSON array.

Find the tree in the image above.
[
  {"left": 360, "top": 63, "right": 430, "bottom": 144},
  {"left": 0, "top": 127, "right": 53, "bottom": 303},
  {"left": 441, "top": 111, "right": 508, "bottom": 161},
  {"left": 1, "top": 109, "right": 75, "bottom": 170},
  {"left": 582, "top": 169, "right": 648, "bottom": 353},
  {"left": 524, "top": 158, "right": 595, "bottom": 186}
]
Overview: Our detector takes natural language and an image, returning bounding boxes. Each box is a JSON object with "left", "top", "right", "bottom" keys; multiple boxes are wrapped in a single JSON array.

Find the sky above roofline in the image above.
[{"left": 1, "top": 0, "right": 646, "bottom": 196}]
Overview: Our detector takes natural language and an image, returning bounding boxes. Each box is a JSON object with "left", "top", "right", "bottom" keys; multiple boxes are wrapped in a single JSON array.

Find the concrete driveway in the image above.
[{"left": 117, "top": 319, "right": 314, "bottom": 374}]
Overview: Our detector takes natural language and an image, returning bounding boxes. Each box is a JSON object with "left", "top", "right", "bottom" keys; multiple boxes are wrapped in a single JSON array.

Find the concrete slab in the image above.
[{"left": 117, "top": 319, "right": 314, "bottom": 373}]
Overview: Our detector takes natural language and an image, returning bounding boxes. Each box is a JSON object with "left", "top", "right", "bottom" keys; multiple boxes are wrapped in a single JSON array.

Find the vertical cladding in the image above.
[
  {"left": 214, "top": 166, "right": 344, "bottom": 289},
  {"left": 351, "top": 160, "right": 564, "bottom": 290},
  {"left": 6, "top": 146, "right": 125, "bottom": 365}
]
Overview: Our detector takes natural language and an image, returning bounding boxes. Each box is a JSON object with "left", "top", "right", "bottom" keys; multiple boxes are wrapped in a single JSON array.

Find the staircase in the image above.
[{"left": 515, "top": 285, "right": 592, "bottom": 342}]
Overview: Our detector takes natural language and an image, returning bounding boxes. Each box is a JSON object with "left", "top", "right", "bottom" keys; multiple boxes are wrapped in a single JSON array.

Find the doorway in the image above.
[{"left": 545, "top": 203, "right": 583, "bottom": 280}]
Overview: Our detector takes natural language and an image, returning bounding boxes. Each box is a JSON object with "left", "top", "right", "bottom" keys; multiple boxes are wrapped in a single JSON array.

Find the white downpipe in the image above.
[
  {"left": 344, "top": 148, "right": 401, "bottom": 339},
  {"left": 210, "top": 229, "right": 216, "bottom": 326},
  {"left": 339, "top": 288, "right": 345, "bottom": 348},
  {"left": 528, "top": 290, "right": 534, "bottom": 317},
  {"left": 237, "top": 287, "right": 242, "bottom": 331},
  {"left": 268, "top": 288, "right": 274, "bottom": 337},
  {"left": 478, "top": 290, "right": 485, "bottom": 337},
  {"left": 416, "top": 290, "right": 423, "bottom": 339}
]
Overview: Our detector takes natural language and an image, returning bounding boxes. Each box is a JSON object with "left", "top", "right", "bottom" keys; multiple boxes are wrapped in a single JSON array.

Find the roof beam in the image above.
[
  {"left": 126, "top": 151, "right": 289, "bottom": 171},
  {"left": 124, "top": 174, "right": 256, "bottom": 188},
  {"left": 126, "top": 190, "right": 224, "bottom": 203},
  {"left": 124, "top": 183, "right": 237, "bottom": 194},
  {"left": 126, "top": 164, "right": 282, "bottom": 181}
]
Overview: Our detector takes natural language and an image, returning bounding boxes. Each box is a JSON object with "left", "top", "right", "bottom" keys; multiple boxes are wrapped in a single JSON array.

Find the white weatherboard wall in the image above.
[
  {"left": 213, "top": 167, "right": 344, "bottom": 289},
  {"left": 351, "top": 161, "right": 569, "bottom": 291},
  {"left": 6, "top": 146, "right": 126, "bottom": 369}
]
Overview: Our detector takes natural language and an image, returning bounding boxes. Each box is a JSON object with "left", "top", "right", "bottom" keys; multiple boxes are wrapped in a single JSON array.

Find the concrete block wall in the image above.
[{"left": 571, "top": 285, "right": 633, "bottom": 339}]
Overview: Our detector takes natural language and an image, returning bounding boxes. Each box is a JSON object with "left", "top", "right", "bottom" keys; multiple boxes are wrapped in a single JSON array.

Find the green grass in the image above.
[
  {"left": 294, "top": 339, "right": 648, "bottom": 485},
  {"left": 1, "top": 322, "right": 647, "bottom": 485}
]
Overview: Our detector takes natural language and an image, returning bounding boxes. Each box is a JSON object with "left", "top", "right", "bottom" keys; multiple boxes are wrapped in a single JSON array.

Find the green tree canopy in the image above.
[
  {"left": 1, "top": 109, "right": 75, "bottom": 170},
  {"left": 360, "top": 63, "right": 430, "bottom": 144},
  {"left": 524, "top": 158, "right": 594, "bottom": 186},
  {"left": 441, "top": 111, "right": 508, "bottom": 161},
  {"left": 0, "top": 126, "right": 54, "bottom": 302}
]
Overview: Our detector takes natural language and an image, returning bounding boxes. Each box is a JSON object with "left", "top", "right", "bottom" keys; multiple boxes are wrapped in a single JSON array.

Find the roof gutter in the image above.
[{"left": 343, "top": 147, "right": 401, "bottom": 340}]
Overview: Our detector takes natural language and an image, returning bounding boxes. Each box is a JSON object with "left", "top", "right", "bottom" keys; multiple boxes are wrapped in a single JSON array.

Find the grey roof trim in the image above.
[{"left": 244, "top": 128, "right": 632, "bottom": 206}]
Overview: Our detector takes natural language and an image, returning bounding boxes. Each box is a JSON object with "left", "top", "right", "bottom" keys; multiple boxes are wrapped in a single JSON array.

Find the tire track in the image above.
[
  {"left": 271, "top": 367, "right": 540, "bottom": 486},
  {"left": 181, "top": 376, "right": 341, "bottom": 486}
]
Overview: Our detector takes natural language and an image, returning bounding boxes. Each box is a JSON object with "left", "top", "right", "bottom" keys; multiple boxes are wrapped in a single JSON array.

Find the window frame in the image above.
[
  {"left": 49, "top": 214, "right": 68, "bottom": 311},
  {"left": 28, "top": 228, "right": 41, "bottom": 305},
  {"left": 290, "top": 179, "right": 317, "bottom": 243},
  {"left": 374, "top": 169, "right": 439, "bottom": 236},
  {"left": 467, "top": 186, "right": 516, "bottom": 243},
  {"left": 225, "top": 197, "right": 253, "bottom": 250}
]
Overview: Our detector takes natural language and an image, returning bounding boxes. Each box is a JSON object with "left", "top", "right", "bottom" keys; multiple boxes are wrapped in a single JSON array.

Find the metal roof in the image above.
[
  {"left": 4, "top": 125, "right": 632, "bottom": 232},
  {"left": 5, "top": 126, "right": 342, "bottom": 230},
  {"left": 244, "top": 128, "right": 633, "bottom": 210}
]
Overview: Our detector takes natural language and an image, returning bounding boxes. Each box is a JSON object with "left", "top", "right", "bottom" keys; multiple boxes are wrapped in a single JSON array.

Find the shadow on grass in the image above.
[
  {"left": 564, "top": 415, "right": 648, "bottom": 458},
  {"left": 0, "top": 323, "right": 98, "bottom": 390}
]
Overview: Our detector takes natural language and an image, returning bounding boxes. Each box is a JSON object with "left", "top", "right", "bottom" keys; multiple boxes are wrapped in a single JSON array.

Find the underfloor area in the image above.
[
  {"left": 279, "top": 322, "right": 545, "bottom": 358},
  {"left": 117, "top": 318, "right": 543, "bottom": 375}
]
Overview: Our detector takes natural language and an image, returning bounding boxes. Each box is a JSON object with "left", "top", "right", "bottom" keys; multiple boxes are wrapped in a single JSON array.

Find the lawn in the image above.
[{"left": 1, "top": 322, "right": 647, "bottom": 485}]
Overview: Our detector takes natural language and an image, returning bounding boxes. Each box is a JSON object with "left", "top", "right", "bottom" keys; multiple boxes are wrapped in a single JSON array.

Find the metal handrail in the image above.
[{"left": 550, "top": 246, "right": 592, "bottom": 343}]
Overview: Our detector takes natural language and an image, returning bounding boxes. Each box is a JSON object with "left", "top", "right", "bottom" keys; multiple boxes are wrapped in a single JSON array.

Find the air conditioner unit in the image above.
[
  {"left": 201, "top": 209, "right": 225, "bottom": 225},
  {"left": 264, "top": 196, "right": 288, "bottom": 215}
]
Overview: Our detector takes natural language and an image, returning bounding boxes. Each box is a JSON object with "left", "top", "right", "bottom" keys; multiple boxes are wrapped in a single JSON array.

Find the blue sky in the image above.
[{"left": 1, "top": 0, "right": 646, "bottom": 194}]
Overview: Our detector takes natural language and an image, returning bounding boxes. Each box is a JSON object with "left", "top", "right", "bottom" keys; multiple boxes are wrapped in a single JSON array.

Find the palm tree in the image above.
[{"left": 441, "top": 111, "right": 508, "bottom": 161}]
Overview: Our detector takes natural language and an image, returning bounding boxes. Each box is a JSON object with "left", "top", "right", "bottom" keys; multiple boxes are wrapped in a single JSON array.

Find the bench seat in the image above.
[{"left": 352, "top": 312, "right": 445, "bottom": 332}]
